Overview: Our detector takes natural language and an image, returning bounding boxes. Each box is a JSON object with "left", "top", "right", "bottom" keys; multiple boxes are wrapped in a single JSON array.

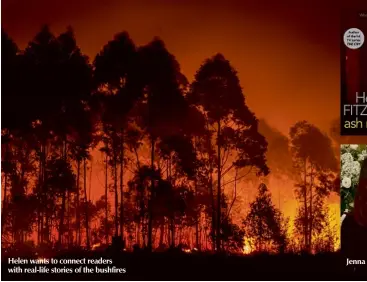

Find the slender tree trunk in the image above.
[
  {"left": 58, "top": 140, "right": 67, "bottom": 247},
  {"left": 308, "top": 163, "right": 314, "bottom": 251},
  {"left": 159, "top": 221, "right": 164, "bottom": 246},
  {"left": 216, "top": 121, "right": 221, "bottom": 252},
  {"left": 105, "top": 153, "right": 109, "bottom": 244},
  {"left": 68, "top": 150, "right": 73, "bottom": 245},
  {"left": 137, "top": 221, "right": 140, "bottom": 246},
  {"left": 89, "top": 160, "right": 92, "bottom": 201},
  {"left": 120, "top": 131, "right": 124, "bottom": 242},
  {"left": 42, "top": 143, "right": 47, "bottom": 243},
  {"left": 303, "top": 158, "right": 309, "bottom": 252},
  {"left": 37, "top": 144, "right": 43, "bottom": 244},
  {"left": 194, "top": 180, "right": 200, "bottom": 250},
  {"left": 147, "top": 138, "right": 155, "bottom": 251},
  {"left": 166, "top": 156, "right": 175, "bottom": 248},
  {"left": 179, "top": 227, "right": 182, "bottom": 244},
  {"left": 45, "top": 216, "right": 50, "bottom": 243},
  {"left": 84, "top": 159, "right": 90, "bottom": 249},
  {"left": 209, "top": 170, "right": 215, "bottom": 251},
  {"left": 171, "top": 217, "right": 175, "bottom": 248},
  {"left": 227, "top": 169, "right": 238, "bottom": 218},
  {"left": 67, "top": 190, "right": 71, "bottom": 246},
  {"left": 58, "top": 192, "right": 66, "bottom": 246},
  {"left": 114, "top": 151, "right": 118, "bottom": 237},
  {"left": 76, "top": 160, "right": 80, "bottom": 245}
]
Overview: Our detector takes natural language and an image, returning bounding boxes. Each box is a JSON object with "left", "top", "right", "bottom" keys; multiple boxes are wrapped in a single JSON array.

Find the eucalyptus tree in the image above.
[
  {"left": 93, "top": 31, "right": 140, "bottom": 241},
  {"left": 289, "top": 121, "right": 337, "bottom": 252},
  {"left": 189, "top": 54, "right": 269, "bottom": 251}
]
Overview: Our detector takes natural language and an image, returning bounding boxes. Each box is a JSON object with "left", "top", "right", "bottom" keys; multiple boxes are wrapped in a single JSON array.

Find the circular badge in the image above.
[{"left": 343, "top": 28, "right": 365, "bottom": 49}]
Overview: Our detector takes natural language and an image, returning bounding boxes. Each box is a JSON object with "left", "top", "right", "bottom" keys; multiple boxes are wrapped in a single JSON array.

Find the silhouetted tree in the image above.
[
  {"left": 289, "top": 121, "right": 337, "bottom": 252},
  {"left": 91, "top": 195, "right": 114, "bottom": 245},
  {"left": 219, "top": 193, "right": 245, "bottom": 252},
  {"left": 2, "top": 133, "right": 37, "bottom": 244},
  {"left": 2, "top": 29, "right": 20, "bottom": 131},
  {"left": 55, "top": 27, "right": 92, "bottom": 247},
  {"left": 13, "top": 25, "right": 93, "bottom": 248},
  {"left": 1, "top": 28, "right": 19, "bottom": 229},
  {"left": 136, "top": 37, "right": 191, "bottom": 250},
  {"left": 44, "top": 157, "right": 76, "bottom": 246},
  {"left": 128, "top": 165, "right": 159, "bottom": 247},
  {"left": 313, "top": 207, "right": 338, "bottom": 253},
  {"left": 94, "top": 31, "right": 140, "bottom": 241},
  {"left": 244, "top": 183, "right": 288, "bottom": 253},
  {"left": 189, "top": 54, "right": 269, "bottom": 251}
]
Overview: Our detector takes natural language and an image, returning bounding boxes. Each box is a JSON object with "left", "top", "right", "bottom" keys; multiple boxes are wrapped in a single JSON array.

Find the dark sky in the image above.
[{"left": 2, "top": 0, "right": 366, "bottom": 134}]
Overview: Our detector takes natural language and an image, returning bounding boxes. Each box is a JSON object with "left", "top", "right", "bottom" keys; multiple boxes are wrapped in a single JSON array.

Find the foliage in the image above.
[
  {"left": 244, "top": 183, "right": 288, "bottom": 253},
  {"left": 289, "top": 121, "right": 338, "bottom": 252},
  {"left": 340, "top": 144, "right": 367, "bottom": 215}
]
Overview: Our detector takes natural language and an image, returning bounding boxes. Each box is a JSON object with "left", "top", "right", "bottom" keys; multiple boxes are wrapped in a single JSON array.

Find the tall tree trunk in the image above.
[
  {"left": 114, "top": 151, "right": 118, "bottom": 237},
  {"left": 179, "top": 227, "right": 182, "bottom": 244},
  {"left": 159, "top": 221, "right": 164, "bottom": 246},
  {"left": 216, "top": 121, "right": 221, "bottom": 252},
  {"left": 67, "top": 190, "right": 71, "bottom": 246},
  {"left": 147, "top": 138, "right": 155, "bottom": 251},
  {"left": 37, "top": 144, "right": 43, "bottom": 244},
  {"left": 170, "top": 217, "right": 175, "bottom": 248},
  {"left": 167, "top": 156, "right": 175, "bottom": 248},
  {"left": 58, "top": 191, "right": 66, "bottom": 246},
  {"left": 120, "top": 132, "right": 124, "bottom": 243},
  {"left": 308, "top": 163, "right": 314, "bottom": 251},
  {"left": 84, "top": 159, "right": 90, "bottom": 249},
  {"left": 303, "top": 158, "right": 309, "bottom": 252},
  {"left": 58, "top": 140, "right": 67, "bottom": 247},
  {"left": 42, "top": 143, "right": 47, "bottom": 243},
  {"left": 137, "top": 221, "right": 140, "bottom": 246},
  {"left": 209, "top": 169, "right": 215, "bottom": 251},
  {"left": 89, "top": 161, "right": 92, "bottom": 201},
  {"left": 105, "top": 153, "right": 109, "bottom": 244},
  {"left": 194, "top": 180, "right": 200, "bottom": 250},
  {"left": 76, "top": 160, "right": 81, "bottom": 245}
]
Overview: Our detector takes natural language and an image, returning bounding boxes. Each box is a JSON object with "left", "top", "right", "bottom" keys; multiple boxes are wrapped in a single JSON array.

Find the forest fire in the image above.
[
  {"left": 1, "top": 1, "right": 343, "bottom": 269},
  {"left": 242, "top": 239, "right": 252, "bottom": 255}
]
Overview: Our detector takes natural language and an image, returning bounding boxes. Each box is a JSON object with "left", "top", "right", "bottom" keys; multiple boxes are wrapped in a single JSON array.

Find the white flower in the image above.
[
  {"left": 358, "top": 150, "right": 367, "bottom": 161},
  {"left": 341, "top": 161, "right": 361, "bottom": 183},
  {"left": 350, "top": 144, "right": 359, "bottom": 150},
  {"left": 352, "top": 161, "right": 361, "bottom": 175},
  {"left": 341, "top": 153, "right": 353, "bottom": 165},
  {"left": 342, "top": 177, "right": 352, "bottom": 188}
]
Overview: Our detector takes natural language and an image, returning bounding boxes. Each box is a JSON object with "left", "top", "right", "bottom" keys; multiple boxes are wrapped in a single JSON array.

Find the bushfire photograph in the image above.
[{"left": 1, "top": 0, "right": 367, "bottom": 280}]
